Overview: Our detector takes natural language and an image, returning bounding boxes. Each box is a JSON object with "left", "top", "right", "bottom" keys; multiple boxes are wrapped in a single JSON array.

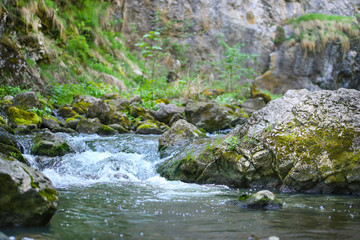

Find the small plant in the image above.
[
  {"left": 208, "top": 35, "right": 258, "bottom": 91},
  {"left": 225, "top": 136, "right": 239, "bottom": 151},
  {"left": 29, "top": 107, "right": 52, "bottom": 117},
  {"left": 135, "top": 30, "right": 164, "bottom": 80}
]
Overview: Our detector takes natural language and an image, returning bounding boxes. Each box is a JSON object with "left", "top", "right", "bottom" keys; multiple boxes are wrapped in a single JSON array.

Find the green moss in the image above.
[
  {"left": 72, "top": 100, "right": 92, "bottom": 113},
  {"left": 238, "top": 194, "right": 250, "bottom": 201},
  {"left": 39, "top": 188, "right": 58, "bottom": 202},
  {"left": 21, "top": 167, "right": 39, "bottom": 189},
  {"left": 6, "top": 107, "right": 42, "bottom": 126},
  {"left": 31, "top": 140, "right": 71, "bottom": 157},
  {"left": 271, "top": 125, "right": 359, "bottom": 176},
  {"left": 65, "top": 116, "right": 82, "bottom": 123},
  {"left": 97, "top": 124, "right": 116, "bottom": 135},
  {"left": 0, "top": 116, "right": 5, "bottom": 124},
  {"left": 58, "top": 107, "right": 79, "bottom": 118},
  {"left": 290, "top": 13, "right": 354, "bottom": 24}
]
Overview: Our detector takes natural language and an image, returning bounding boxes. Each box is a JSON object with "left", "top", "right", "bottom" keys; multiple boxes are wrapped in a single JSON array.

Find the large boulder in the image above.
[
  {"left": 184, "top": 101, "right": 230, "bottom": 132},
  {"left": 31, "top": 132, "right": 73, "bottom": 157},
  {"left": 158, "top": 88, "right": 360, "bottom": 194},
  {"left": 154, "top": 103, "right": 184, "bottom": 124},
  {"left": 0, "top": 153, "right": 58, "bottom": 227}
]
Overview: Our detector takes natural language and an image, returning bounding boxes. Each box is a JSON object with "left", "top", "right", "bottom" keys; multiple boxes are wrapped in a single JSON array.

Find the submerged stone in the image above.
[{"left": 230, "top": 190, "right": 282, "bottom": 209}]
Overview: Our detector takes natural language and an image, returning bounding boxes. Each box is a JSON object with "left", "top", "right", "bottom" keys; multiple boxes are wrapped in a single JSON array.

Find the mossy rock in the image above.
[
  {"left": 6, "top": 107, "right": 42, "bottom": 128},
  {"left": 136, "top": 121, "right": 163, "bottom": 135},
  {"left": 72, "top": 100, "right": 92, "bottom": 114},
  {"left": 231, "top": 190, "right": 282, "bottom": 209},
  {"left": 58, "top": 107, "right": 79, "bottom": 118},
  {"left": 108, "top": 124, "right": 130, "bottom": 134},
  {"left": 31, "top": 132, "right": 72, "bottom": 157},
  {"left": 0, "top": 143, "right": 28, "bottom": 165},
  {"left": 0, "top": 116, "right": 5, "bottom": 124},
  {"left": 97, "top": 125, "right": 116, "bottom": 136}
]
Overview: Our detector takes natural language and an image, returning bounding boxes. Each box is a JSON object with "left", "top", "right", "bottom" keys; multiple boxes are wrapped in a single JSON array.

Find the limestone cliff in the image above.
[{"left": 118, "top": 0, "right": 360, "bottom": 92}]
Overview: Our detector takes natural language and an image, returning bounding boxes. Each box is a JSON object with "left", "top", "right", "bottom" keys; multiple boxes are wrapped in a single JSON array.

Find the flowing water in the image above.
[{"left": 2, "top": 134, "right": 360, "bottom": 240}]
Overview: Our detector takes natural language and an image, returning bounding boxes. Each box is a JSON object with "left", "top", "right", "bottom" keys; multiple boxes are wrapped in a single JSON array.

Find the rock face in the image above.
[
  {"left": 158, "top": 88, "right": 360, "bottom": 194},
  {"left": 185, "top": 101, "right": 229, "bottom": 132},
  {"left": 118, "top": 0, "right": 360, "bottom": 92},
  {"left": 0, "top": 153, "right": 58, "bottom": 227}
]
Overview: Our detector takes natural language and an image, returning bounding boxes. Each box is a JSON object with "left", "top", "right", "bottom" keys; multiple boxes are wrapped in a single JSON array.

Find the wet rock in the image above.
[
  {"left": 0, "top": 153, "right": 58, "bottom": 227},
  {"left": 184, "top": 101, "right": 229, "bottom": 132},
  {"left": 230, "top": 190, "right": 282, "bottom": 210},
  {"left": 31, "top": 132, "right": 72, "bottom": 157},
  {"left": 154, "top": 103, "right": 184, "bottom": 124},
  {"left": 0, "top": 128, "right": 28, "bottom": 165},
  {"left": 12, "top": 91, "right": 40, "bottom": 110},
  {"left": 159, "top": 119, "right": 207, "bottom": 157}
]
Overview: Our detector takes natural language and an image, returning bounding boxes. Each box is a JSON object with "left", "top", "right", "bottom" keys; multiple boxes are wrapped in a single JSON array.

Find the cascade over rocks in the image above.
[
  {"left": 158, "top": 88, "right": 360, "bottom": 194},
  {"left": 0, "top": 153, "right": 58, "bottom": 227},
  {"left": 31, "top": 131, "right": 73, "bottom": 157}
]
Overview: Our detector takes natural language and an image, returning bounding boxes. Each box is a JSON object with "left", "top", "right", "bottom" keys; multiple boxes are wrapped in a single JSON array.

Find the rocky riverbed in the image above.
[{"left": 1, "top": 88, "right": 359, "bottom": 228}]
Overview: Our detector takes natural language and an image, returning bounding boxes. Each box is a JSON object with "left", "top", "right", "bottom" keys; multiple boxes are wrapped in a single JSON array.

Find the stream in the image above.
[{"left": 2, "top": 133, "right": 360, "bottom": 240}]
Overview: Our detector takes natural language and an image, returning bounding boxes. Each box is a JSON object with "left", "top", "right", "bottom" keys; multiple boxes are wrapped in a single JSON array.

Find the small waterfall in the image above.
[{"left": 20, "top": 133, "right": 163, "bottom": 188}]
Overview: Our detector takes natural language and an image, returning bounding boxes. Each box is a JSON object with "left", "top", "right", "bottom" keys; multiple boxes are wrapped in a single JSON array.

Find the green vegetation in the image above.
[
  {"left": 0, "top": 0, "right": 271, "bottom": 110},
  {"left": 224, "top": 136, "right": 239, "bottom": 151},
  {"left": 206, "top": 35, "right": 258, "bottom": 91},
  {"left": 288, "top": 13, "right": 358, "bottom": 55}
]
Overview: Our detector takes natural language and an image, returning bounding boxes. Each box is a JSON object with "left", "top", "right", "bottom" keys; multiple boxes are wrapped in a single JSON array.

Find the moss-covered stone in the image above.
[
  {"left": 31, "top": 132, "right": 72, "bottom": 157},
  {"left": 39, "top": 187, "right": 58, "bottom": 203},
  {"left": 136, "top": 120, "right": 163, "bottom": 135},
  {"left": 97, "top": 124, "right": 116, "bottom": 135},
  {"left": 231, "top": 190, "right": 282, "bottom": 209},
  {"left": 6, "top": 107, "right": 42, "bottom": 128},
  {"left": 0, "top": 116, "right": 5, "bottom": 124},
  {"left": 58, "top": 107, "right": 79, "bottom": 118}
]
